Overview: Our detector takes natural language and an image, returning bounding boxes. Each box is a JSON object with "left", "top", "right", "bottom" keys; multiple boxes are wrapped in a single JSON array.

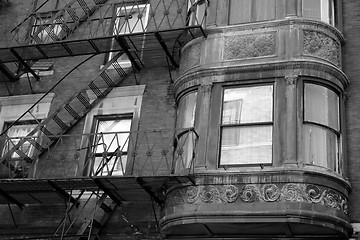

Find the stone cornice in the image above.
[
  {"left": 174, "top": 60, "right": 349, "bottom": 96},
  {"left": 205, "top": 18, "right": 345, "bottom": 44}
]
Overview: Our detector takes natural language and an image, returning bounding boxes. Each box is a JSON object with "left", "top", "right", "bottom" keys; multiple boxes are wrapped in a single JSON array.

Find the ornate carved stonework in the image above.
[
  {"left": 166, "top": 183, "right": 348, "bottom": 214},
  {"left": 303, "top": 30, "right": 340, "bottom": 66},
  {"left": 179, "top": 43, "right": 201, "bottom": 74},
  {"left": 285, "top": 75, "right": 299, "bottom": 85},
  {"left": 224, "top": 32, "right": 276, "bottom": 60}
]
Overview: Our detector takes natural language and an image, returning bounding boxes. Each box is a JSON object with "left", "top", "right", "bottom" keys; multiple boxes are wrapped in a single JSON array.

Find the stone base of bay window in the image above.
[{"left": 160, "top": 172, "right": 352, "bottom": 239}]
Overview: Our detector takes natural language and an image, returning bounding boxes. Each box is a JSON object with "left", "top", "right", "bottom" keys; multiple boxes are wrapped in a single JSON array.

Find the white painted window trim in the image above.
[{"left": 78, "top": 85, "right": 145, "bottom": 176}]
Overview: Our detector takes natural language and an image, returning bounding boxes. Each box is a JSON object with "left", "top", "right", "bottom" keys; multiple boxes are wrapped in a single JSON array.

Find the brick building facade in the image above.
[{"left": 0, "top": 0, "right": 359, "bottom": 239}]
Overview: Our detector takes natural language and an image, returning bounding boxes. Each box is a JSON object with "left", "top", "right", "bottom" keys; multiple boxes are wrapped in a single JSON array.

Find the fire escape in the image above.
[{"left": 0, "top": 0, "right": 206, "bottom": 239}]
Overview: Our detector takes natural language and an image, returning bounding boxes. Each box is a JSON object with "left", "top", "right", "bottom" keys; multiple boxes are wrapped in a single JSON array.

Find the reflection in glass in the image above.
[
  {"left": 303, "top": 0, "right": 335, "bottom": 25},
  {"left": 92, "top": 118, "right": 131, "bottom": 176},
  {"left": 303, "top": 83, "right": 340, "bottom": 173},
  {"left": 175, "top": 92, "right": 197, "bottom": 172},
  {"left": 220, "top": 85, "right": 273, "bottom": 166}
]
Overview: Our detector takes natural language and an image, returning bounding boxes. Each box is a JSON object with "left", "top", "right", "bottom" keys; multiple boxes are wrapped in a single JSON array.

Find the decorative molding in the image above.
[
  {"left": 166, "top": 183, "right": 348, "bottom": 214},
  {"left": 303, "top": 30, "right": 340, "bottom": 66},
  {"left": 224, "top": 32, "right": 276, "bottom": 60},
  {"left": 284, "top": 75, "right": 299, "bottom": 85},
  {"left": 179, "top": 42, "right": 201, "bottom": 74},
  {"left": 199, "top": 83, "right": 212, "bottom": 94}
]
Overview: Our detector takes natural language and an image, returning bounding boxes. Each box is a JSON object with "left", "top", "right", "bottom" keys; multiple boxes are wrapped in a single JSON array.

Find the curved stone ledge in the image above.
[
  {"left": 174, "top": 60, "right": 348, "bottom": 98},
  {"left": 178, "top": 20, "right": 343, "bottom": 80},
  {"left": 161, "top": 173, "right": 352, "bottom": 239},
  {"left": 165, "top": 183, "right": 347, "bottom": 214}
]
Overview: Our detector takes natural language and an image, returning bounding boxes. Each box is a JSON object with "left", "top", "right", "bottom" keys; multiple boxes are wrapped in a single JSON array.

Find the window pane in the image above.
[
  {"left": 92, "top": 117, "right": 131, "bottom": 176},
  {"left": 3, "top": 123, "right": 37, "bottom": 159},
  {"left": 304, "top": 83, "right": 339, "bottom": 131},
  {"left": 175, "top": 92, "right": 197, "bottom": 172},
  {"left": 93, "top": 155, "right": 127, "bottom": 176},
  {"left": 109, "top": 4, "right": 149, "bottom": 62},
  {"left": 303, "top": 0, "right": 321, "bottom": 20},
  {"left": 95, "top": 119, "right": 131, "bottom": 153},
  {"left": 220, "top": 125, "right": 272, "bottom": 165},
  {"left": 304, "top": 125, "right": 338, "bottom": 171},
  {"left": 229, "top": 0, "right": 251, "bottom": 24},
  {"left": 177, "top": 92, "right": 197, "bottom": 128},
  {"left": 174, "top": 131, "right": 197, "bottom": 172},
  {"left": 222, "top": 85, "right": 273, "bottom": 124},
  {"left": 303, "top": 0, "right": 335, "bottom": 25},
  {"left": 187, "top": 0, "right": 206, "bottom": 26},
  {"left": 254, "top": 0, "right": 276, "bottom": 22}
]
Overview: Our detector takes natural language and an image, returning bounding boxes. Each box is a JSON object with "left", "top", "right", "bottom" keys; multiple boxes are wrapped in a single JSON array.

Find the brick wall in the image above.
[{"left": 342, "top": 0, "right": 360, "bottom": 223}]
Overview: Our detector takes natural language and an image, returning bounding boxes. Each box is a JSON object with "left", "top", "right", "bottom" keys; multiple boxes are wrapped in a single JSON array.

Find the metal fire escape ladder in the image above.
[
  {"left": 0, "top": 49, "right": 140, "bottom": 177},
  {"left": 53, "top": 189, "right": 118, "bottom": 240}
]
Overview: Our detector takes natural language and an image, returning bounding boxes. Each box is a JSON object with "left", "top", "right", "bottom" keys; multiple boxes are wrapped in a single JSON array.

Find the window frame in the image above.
[
  {"left": 79, "top": 85, "right": 145, "bottom": 177},
  {"left": 301, "top": 80, "right": 343, "bottom": 174},
  {"left": 107, "top": 2, "right": 150, "bottom": 65},
  {"left": 186, "top": 0, "right": 208, "bottom": 27},
  {"left": 88, "top": 114, "right": 133, "bottom": 177},
  {"left": 0, "top": 93, "right": 55, "bottom": 178},
  {"left": 218, "top": 83, "right": 275, "bottom": 168},
  {"left": 174, "top": 90, "right": 199, "bottom": 173},
  {"left": 0, "top": 120, "right": 41, "bottom": 175},
  {"left": 301, "top": 0, "right": 336, "bottom": 26}
]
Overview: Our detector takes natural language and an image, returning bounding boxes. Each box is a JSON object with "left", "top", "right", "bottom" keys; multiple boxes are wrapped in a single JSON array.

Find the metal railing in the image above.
[
  {"left": 0, "top": 128, "right": 198, "bottom": 179},
  {"left": 3, "top": 0, "right": 208, "bottom": 48}
]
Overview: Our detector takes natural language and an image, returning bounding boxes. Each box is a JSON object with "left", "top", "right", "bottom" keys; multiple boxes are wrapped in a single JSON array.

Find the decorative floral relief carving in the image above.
[
  {"left": 303, "top": 30, "right": 340, "bottom": 66},
  {"left": 166, "top": 183, "right": 347, "bottom": 214},
  {"left": 224, "top": 32, "right": 276, "bottom": 60},
  {"left": 179, "top": 43, "right": 201, "bottom": 74}
]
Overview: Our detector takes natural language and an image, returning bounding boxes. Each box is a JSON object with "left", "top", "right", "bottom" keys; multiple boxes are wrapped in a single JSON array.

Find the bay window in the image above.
[
  {"left": 303, "top": 83, "right": 341, "bottom": 173},
  {"left": 220, "top": 85, "right": 273, "bottom": 166},
  {"left": 175, "top": 91, "right": 197, "bottom": 172},
  {"left": 302, "top": 0, "right": 335, "bottom": 25},
  {"left": 229, "top": 0, "right": 276, "bottom": 25}
]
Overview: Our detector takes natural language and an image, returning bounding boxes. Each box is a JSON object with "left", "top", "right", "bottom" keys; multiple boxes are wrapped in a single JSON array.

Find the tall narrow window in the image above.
[
  {"left": 220, "top": 85, "right": 273, "bottom": 166},
  {"left": 187, "top": 0, "right": 207, "bottom": 26},
  {"left": 229, "top": 0, "right": 276, "bottom": 25},
  {"left": 90, "top": 116, "right": 132, "bottom": 176},
  {"left": 303, "top": 83, "right": 341, "bottom": 173},
  {"left": 302, "top": 0, "right": 335, "bottom": 25},
  {"left": 175, "top": 92, "right": 197, "bottom": 172},
  {"left": 108, "top": 3, "right": 150, "bottom": 65}
]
